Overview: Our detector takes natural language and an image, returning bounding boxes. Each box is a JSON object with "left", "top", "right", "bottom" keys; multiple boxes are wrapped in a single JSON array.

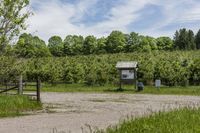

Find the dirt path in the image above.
[{"left": 0, "top": 93, "right": 200, "bottom": 133}]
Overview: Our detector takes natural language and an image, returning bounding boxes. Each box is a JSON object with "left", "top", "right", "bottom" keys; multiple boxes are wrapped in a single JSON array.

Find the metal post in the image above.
[
  {"left": 36, "top": 77, "right": 41, "bottom": 102},
  {"left": 18, "top": 75, "right": 23, "bottom": 95}
]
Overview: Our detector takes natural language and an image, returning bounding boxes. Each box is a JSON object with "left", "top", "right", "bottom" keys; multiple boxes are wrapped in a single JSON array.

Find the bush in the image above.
[{"left": 0, "top": 51, "right": 199, "bottom": 86}]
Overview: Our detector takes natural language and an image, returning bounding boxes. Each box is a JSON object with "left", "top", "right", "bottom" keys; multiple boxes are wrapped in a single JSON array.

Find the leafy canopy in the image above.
[{"left": 0, "top": 0, "right": 30, "bottom": 54}]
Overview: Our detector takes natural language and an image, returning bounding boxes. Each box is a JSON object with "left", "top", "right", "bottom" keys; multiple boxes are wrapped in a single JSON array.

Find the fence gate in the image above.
[{"left": 0, "top": 75, "right": 41, "bottom": 102}]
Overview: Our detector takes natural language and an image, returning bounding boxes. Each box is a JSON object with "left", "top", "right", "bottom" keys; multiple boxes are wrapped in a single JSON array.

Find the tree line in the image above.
[
  {"left": 1, "top": 0, "right": 200, "bottom": 57},
  {"left": 2, "top": 28, "right": 199, "bottom": 58}
]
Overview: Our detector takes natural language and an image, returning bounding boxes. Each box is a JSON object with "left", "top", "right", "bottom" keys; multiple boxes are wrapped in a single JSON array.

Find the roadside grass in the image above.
[
  {"left": 95, "top": 107, "right": 200, "bottom": 133},
  {"left": 0, "top": 95, "right": 42, "bottom": 118},
  {"left": 41, "top": 83, "right": 200, "bottom": 96}
]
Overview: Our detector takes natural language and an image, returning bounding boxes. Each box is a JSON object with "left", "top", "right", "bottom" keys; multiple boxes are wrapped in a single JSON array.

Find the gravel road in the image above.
[{"left": 0, "top": 93, "right": 200, "bottom": 133}]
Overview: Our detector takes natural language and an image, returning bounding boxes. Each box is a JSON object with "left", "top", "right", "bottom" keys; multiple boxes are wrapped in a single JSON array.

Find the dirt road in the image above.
[{"left": 0, "top": 93, "right": 200, "bottom": 133}]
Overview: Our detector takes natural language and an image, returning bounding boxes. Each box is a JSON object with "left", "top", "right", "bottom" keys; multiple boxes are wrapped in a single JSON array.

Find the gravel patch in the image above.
[{"left": 0, "top": 93, "right": 200, "bottom": 133}]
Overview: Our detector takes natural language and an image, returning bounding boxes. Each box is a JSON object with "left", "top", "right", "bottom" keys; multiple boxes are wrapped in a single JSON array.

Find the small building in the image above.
[{"left": 116, "top": 61, "right": 138, "bottom": 90}]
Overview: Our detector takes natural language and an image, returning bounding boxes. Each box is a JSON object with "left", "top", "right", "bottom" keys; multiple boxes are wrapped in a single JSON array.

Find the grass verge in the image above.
[
  {"left": 41, "top": 84, "right": 200, "bottom": 96},
  {"left": 0, "top": 95, "right": 42, "bottom": 118},
  {"left": 96, "top": 107, "right": 200, "bottom": 133}
]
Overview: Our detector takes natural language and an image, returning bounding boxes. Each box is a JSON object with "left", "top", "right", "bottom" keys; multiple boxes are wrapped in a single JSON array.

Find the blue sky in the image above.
[{"left": 27, "top": 0, "right": 200, "bottom": 41}]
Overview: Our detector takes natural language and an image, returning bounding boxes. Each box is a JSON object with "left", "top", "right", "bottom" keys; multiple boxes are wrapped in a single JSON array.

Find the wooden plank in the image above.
[
  {"left": 18, "top": 75, "right": 23, "bottom": 95},
  {"left": 36, "top": 78, "right": 41, "bottom": 102}
]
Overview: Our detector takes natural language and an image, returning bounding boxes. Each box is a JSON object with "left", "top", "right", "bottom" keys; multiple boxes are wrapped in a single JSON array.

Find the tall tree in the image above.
[
  {"left": 156, "top": 37, "right": 173, "bottom": 50},
  {"left": 188, "top": 30, "right": 196, "bottom": 50},
  {"left": 48, "top": 36, "right": 64, "bottom": 57},
  {"left": 137, "top": 36, "right": 152, "bottom": 52},
  {"left": 96, "top": 37, "right": 107, "bottom": 54},
  {"left": 174, "top": 28, "right": 196, "bottom": 50},
  {"left": 63, "top": 35, "right": 84, "bottom": 56},
  {"left": 83, "top": 35, "right": 97, "bottom": 55},
  {"left": 14, "top": 33, "right": 51, "bottom": 58},
  {"left": 106, "top": 31, "right": 126, "bottom": 53},
  {"left": 0, "top": 0, "right": 30, "bottom": 54},
  {"left": 195, "top": 29, "right": 200, "bottom": 49},
  {"left": 175, "top": 28, "right": 188, "bottom": 50},
  {"left": 125, "top": 32, "right": 141, "bottom": 52}
]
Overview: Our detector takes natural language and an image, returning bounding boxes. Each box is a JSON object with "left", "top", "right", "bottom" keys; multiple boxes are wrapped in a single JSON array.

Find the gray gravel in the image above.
[{"left": 0, "top": 93, "right": 200, "bottom": 133}]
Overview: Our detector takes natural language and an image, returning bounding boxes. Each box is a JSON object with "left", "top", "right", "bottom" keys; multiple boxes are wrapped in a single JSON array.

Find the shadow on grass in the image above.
[{"left": 103, "top": 88, "right": 140, "bottom": 93}]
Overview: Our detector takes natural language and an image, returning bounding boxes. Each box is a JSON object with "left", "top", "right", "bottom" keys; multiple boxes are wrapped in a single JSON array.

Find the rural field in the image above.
[
  {"left": 1, "top": 0, "right": 200, "bottom": 133},
  {"left": 0, "top": 93, "right": 200, "bottom": 133}
]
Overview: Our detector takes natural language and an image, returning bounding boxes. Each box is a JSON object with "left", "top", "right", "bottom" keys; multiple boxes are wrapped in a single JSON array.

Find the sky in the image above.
[{"left": 26, "top": 0, "right": 200, "bottom": 42}]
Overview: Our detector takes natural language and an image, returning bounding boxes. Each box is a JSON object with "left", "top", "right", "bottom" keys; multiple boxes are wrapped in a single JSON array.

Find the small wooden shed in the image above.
[{"left": 116, "top": 61, "right": 138, "bottom": 90}]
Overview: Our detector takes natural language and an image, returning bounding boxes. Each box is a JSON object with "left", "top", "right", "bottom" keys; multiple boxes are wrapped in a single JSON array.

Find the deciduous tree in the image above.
[
  {"left": 48, "top": 36, "right": 64, "bottom": 57},
  {"left": 14, "top": 33, "right": 51, "bottom": 58},
  {"left": 0, "top": 0, "right": 30, "bottom": 54},
  {"left": 106, "top": 31, "right": 126, "bottom": 53}
]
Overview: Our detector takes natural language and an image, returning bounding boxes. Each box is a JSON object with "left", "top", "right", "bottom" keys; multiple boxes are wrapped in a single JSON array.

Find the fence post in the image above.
[
  {"left": 18, "top": 75, "right": 23, "bottom": 95},
  {"left": 36, "top": 77, "right": 41, "bottom": 102}
]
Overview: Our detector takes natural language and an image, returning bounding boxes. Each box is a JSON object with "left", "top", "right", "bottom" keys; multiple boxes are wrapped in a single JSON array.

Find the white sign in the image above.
[
  {"left": 121, "top": 70, "right": 134, "bottom": 79},
  {"left": 155, "top": 80, "right": 161, "bottom": 87}
]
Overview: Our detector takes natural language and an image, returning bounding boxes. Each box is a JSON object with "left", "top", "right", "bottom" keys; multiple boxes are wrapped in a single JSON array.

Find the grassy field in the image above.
[
  {"left": 41, "top": 84, "right": 200, "bottom": 96},
  {"left": 0, "top": 95, "right": 42, "bottom": 117},
  {"left": 96, "top": 107, "right": 200, "bottom": 133}
]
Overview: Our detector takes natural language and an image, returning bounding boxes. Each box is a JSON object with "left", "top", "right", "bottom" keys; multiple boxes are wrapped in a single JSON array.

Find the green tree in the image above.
[
  {"left": 188, "top": 30, "right": 196, "bottom": 50},
  {"left": 63, "top": 35, "right": 84, "bottom": 55},
  {"left": 14, "top": 33, "right": 51, "bottom": 58},
  {"left": 156, "top": 37, "right": 173, "bottom": 50},
  {"left": 0, "top": 0, "right": 30, "bottom": 54},
  {"left": 174, "top": 28, "right": 196, "bottom": 50},
  {"left": 125, "top": 32, "right": 141, "bottom": 52},
  {"left": 145, "top": 36, "right": 157, "bottom": 50},
  {"left": 83, "top": 35, "right": 97, "bottom": 55},
  {"left": 174, "top": 28, "right": 188, "bottom": 50},
  {"left": 106, "top": 31, "right": 126, "bottom": 53},
  {"left": 48, "top": 36, "right": 64, "bottom": 57},
  {"left": 195, "top": 29, "right": 200, "bottom": 49},
  {"left": 96, "top": 37, "right": 107, "bottom": 54}
]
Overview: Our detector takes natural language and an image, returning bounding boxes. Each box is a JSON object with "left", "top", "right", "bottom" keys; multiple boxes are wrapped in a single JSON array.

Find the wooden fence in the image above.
[{"left": 0, "top": 76, "right": 41, "bottom": 102}]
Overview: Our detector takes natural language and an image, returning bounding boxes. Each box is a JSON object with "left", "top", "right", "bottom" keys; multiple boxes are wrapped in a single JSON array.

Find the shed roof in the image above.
[{"left": 116, "top": 61, "right": 138, "bottom": 69}]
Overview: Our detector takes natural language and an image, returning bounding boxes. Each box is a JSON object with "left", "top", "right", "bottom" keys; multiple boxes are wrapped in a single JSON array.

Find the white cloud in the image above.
[
  {"left": 26, "top": 0, "right": 200, "bottom": 42},
  {"left": 27, "top": 0, "right": 154, "bottom": 41}
]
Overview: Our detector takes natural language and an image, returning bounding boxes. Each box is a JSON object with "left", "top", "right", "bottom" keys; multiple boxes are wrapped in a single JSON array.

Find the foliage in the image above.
[
  {"left": 83, "top": 35, "right": 97, "bottom": 55},
  {"left": 63, "top": 35, "right": 84, "bottom": 56},
  {"left": 0, "top": 95, "right": 42, "bottom": 117},
  {"left": 174, "top": 28, "right": 196, "bottom": 50},
  {"left": 14, "top": 33, "right": 51, "bottom": 58},
  {"left": 96, "top": 108, "right": 200, "bottom": 133},
  {"left": 0, "top": 51, "right": 199, "bottom": 86},
  {"left": 195, "top": 29, "right": 200, "bottom": 49},
  {"left": 96, "top": 37, "right": 107, "bottom": 54},
  {"left": 106, "top": 31, "right": 126, "bottom": 53},
  {"left": 156, "top": 37, "right": 173, "bottom": 50},
  {"left": 0, "top": 0, "right": 30, "bottom": 54},
  {"left": 48, "top": 36, "right": 64, "bottom": 57}
]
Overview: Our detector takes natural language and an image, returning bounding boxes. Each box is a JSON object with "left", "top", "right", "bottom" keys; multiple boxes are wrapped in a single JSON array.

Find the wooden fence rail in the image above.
[{"left": 0, "top": 76, "right": 41, "bottom": 102}]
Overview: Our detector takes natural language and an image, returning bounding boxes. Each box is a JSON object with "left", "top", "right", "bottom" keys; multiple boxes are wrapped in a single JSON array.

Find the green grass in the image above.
[
  {"left": 0, "top": 95, "right": 42, "bottom": 117},
  {"left": 41, "top": 84, "right": 200, "bottom": 96},
  {"left": 96, "top": 107, "right": 200, "bottom": 133}
]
